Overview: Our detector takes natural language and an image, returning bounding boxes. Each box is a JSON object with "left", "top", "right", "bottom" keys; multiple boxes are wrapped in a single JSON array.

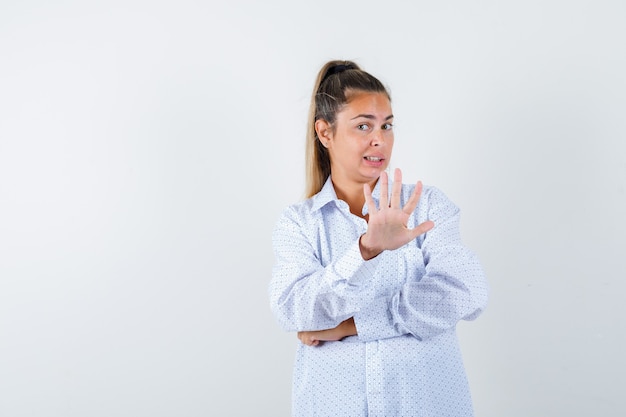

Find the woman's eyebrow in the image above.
[{"left": 350, "top": 114, "right": 394, "bottom": 120}]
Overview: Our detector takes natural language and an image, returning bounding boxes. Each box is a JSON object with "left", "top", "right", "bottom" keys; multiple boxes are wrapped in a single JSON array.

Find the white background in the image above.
[{"left": 1, "top": 1, "right": 625, "bottom": 416}]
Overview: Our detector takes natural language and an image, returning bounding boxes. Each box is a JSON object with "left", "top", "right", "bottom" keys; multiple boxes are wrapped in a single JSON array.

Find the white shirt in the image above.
[{"left": 270, "top": 176, "right": 489, "bottom": 417}]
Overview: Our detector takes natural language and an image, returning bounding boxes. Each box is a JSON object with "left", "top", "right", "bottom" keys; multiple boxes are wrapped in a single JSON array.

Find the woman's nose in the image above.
[{"left": 370, "top": 129, "right": 383, "bottom": 146}]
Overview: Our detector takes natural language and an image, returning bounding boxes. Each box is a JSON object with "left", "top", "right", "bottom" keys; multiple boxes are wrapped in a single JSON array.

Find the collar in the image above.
[
  {"left": 310, "top": 177, "right": 339, "bottom": 212},
  {"left": 310, "top": 175, "right": 387, "bottom": 215}
]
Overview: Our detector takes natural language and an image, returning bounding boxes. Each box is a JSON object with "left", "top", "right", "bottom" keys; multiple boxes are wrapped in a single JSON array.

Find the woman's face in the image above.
[{"left": 321, "top": 91, "right": 394, "bottom": 190}]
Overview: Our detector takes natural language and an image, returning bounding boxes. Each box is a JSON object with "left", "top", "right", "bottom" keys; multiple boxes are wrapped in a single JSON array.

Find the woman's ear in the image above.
[{"left": 315, "top": 119, "right": 332, "bottom": 148}]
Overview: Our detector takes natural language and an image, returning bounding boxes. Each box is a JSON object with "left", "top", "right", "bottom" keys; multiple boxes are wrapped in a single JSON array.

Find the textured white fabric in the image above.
[{"left": 270, "top": 176, "right": 489, "bottom": 417}]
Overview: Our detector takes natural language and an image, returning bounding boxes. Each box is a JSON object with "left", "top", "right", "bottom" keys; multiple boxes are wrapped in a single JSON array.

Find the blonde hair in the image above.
[{"left": 304, "top": 60, "right": 390, "bottom": 198}]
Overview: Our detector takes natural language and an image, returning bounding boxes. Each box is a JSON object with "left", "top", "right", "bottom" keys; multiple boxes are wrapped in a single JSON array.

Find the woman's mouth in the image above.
[{"left": 363, "top": 156, "right": 385, "bottom": 167}]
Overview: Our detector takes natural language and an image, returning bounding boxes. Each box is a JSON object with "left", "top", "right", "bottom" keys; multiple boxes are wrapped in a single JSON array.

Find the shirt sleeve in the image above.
[
  {"left": 354, "top": 187, "right": 489, "bottom": 342},
  {"left": 269, "top": 206, "right": 380, "bottom": 332}
]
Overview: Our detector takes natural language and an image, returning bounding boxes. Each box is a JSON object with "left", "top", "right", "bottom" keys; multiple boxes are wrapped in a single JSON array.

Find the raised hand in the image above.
[{"left": 359, "top": 168, "right": 434, "bottom": 260}]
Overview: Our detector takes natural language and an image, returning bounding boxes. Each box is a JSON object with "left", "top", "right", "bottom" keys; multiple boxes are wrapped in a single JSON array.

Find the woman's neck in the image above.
[{"left": 332, "top": 179, "right": 370, "bottom": 219}]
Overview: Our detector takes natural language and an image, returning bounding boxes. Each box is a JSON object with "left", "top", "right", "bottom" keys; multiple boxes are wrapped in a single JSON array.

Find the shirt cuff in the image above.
[
  {"left": 353, "top": 296, "right": 401, "bottom": 342},
  {"left": 327, "top": 240, "right": 380, "bottom": 288}
]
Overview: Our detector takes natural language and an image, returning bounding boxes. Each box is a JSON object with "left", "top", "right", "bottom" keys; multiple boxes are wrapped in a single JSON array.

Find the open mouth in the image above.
[{"left": 364, "top": 156, "right": 383, "bottom": 162}]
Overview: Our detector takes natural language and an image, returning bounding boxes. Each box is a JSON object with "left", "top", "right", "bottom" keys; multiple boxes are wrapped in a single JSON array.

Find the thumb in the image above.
[{"left": 409, "top": 220, "right": 435, "bottom": 241}]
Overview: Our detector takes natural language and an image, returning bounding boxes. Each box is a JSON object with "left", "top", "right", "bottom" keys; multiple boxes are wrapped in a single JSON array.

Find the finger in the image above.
[
  {"left": 402, "top": 180, "right": 423, "bottom": 215},
  {"left": 378, "top": 171, "right": 389, "bottom": 208},
  {"left": 306, "top": 334, "right": 318, "bottom": 346},
  {"left": 408, "top": 220, "right": 435, "bottom": 241},
  {"left": 363, "top": 183, "right": 377, "bottom": 215},
  {"left": 302, "top": 335, "right": 314, "bottom": 346},
  {"left": 391, "top": 168, "right": 402, "bottom": 209}
]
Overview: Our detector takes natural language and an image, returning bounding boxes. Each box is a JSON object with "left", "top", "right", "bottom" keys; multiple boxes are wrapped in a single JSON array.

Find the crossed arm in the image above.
[
  {"left": 297, "top": 169, "right": 434, "bottom": 346},
  {"left": 298, "top": 317, "right": 357, "bottom": 346}
]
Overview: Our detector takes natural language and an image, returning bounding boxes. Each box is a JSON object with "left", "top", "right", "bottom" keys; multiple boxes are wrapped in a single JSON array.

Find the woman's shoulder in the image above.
[
  {"left": 281, "top": 195, "right": 317, "bottom": 213},
  {"left": 275, "top": 195, "right": 319, "bottom": 225},
  {"left": 401, "top": 182, "right": 446, "bottom": 201},
  {"left": 401, "top": 182, "right": 459, "bottom": 216}
]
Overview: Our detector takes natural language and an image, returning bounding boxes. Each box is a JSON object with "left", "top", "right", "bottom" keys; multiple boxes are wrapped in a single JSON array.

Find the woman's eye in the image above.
[
  {"left": 382, "top": 123, "right": 394, "bottom": 130},
  {"left": 357, "top": 124, "right": 369, "bottom": 131}
]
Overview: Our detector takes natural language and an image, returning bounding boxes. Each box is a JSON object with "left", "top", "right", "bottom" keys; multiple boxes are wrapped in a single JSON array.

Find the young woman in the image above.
[{"left": 269, "top": 60, "right": 489, "bottom": 417}]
